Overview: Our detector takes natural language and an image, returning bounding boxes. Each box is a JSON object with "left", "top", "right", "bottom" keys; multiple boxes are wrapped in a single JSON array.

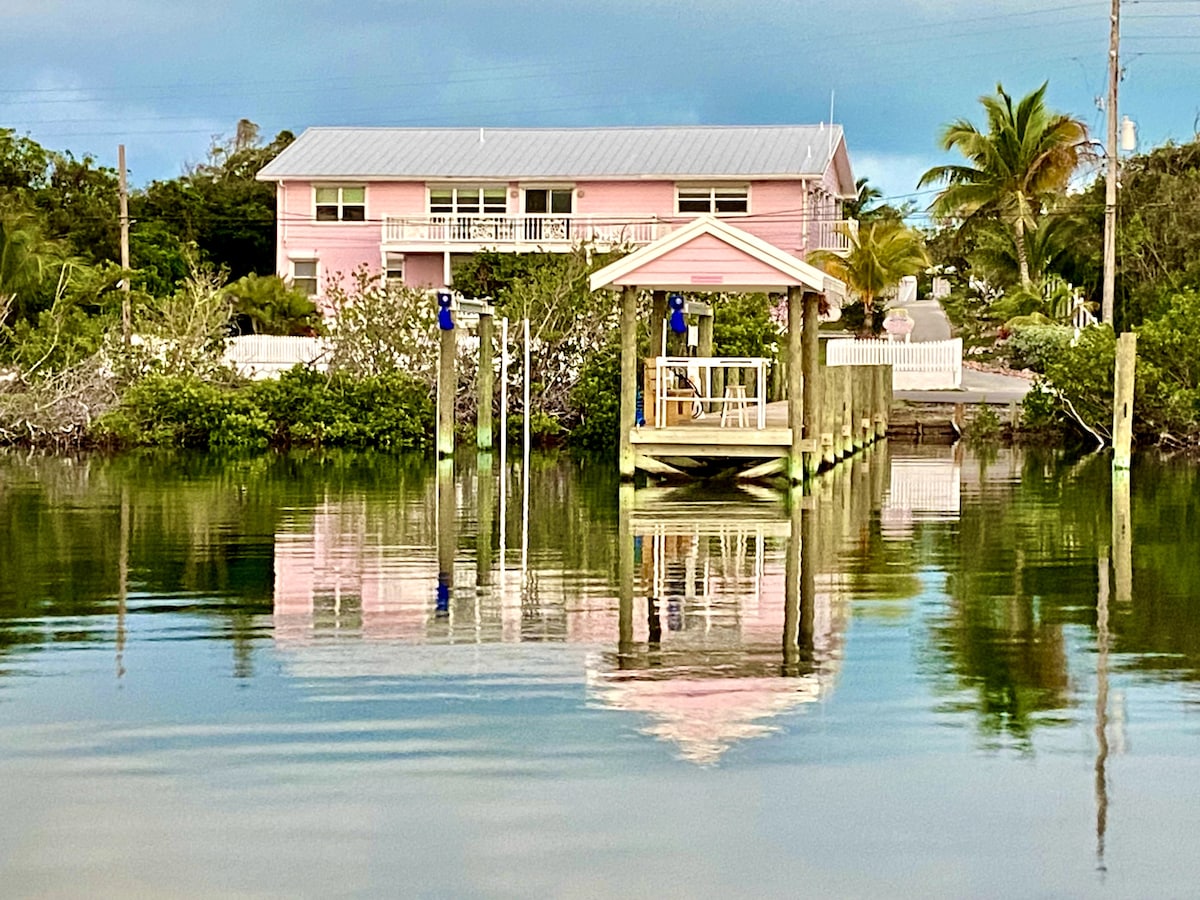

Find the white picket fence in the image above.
[
  {"left": 223, "top": 335, "right": 331, "bottom": 380},
  {"left": 826, "top": 338, "right": 962, "bottom": 390}
]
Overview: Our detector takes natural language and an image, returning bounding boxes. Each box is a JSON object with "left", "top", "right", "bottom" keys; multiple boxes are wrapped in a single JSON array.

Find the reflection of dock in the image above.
[{"left": 270, "top": 450, "right": 896, "bottom": 764}]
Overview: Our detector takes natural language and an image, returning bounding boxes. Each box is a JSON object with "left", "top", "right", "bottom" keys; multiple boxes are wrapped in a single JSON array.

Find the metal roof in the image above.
[{"left": 256, "top": 125, "right": 848, "bottom": 182}]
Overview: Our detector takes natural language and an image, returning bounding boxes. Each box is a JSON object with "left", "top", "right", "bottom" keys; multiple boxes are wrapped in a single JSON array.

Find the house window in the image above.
[
  {"left": 676, "top": 185, "right": 749, "bottom": 215},
  {"left": 291, "top": 259, "right": 318, "bottom": 296},
  {"left": 384, "top": 252, "right": 405, "bottom": 287},
  {"left": 429, "top": 186, "right": 507, "bottom": 215},
  {"left": 314, "top": 185, "right": 366, "bottom": 222},
  {"left": 524, "top": 188, "right": 573, "bottom": 215}
]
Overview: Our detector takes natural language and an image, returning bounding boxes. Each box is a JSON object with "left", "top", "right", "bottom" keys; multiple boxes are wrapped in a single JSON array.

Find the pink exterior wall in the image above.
[
  {"left": 404, "top": 253, "right": 446, "bottom": 288},
  {"left": 270, "top": 172, "right": 839, "bottom": 295},
  {"left": 616, "top": 232, "right": 800, "bottom": 289}
]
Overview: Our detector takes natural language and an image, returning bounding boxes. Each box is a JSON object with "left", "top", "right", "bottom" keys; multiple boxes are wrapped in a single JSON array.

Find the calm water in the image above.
[{"left": 2, "top": 445, "right": 1199, "bottom": 898}]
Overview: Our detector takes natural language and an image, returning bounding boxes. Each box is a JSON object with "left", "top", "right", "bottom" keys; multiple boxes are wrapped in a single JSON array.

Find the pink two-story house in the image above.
[{"left": 255, "top": 125, "right": 857, "bottom": 298}]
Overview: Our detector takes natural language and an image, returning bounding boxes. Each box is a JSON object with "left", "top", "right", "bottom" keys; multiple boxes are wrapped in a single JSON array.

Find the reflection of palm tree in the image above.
[{"left": 919, "top": 83, "right": 1089, "bottom": 288}]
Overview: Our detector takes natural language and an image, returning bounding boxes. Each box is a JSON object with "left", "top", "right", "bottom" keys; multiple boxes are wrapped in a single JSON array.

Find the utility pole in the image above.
[
  {"left": 118, "top": 144, "right": 131, "bottom": 347},
  {"left": 1102, "top": 0, "right": 1120, "bottom": 325}
]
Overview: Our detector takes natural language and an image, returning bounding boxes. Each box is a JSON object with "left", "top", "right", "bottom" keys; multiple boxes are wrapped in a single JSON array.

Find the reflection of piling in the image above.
[
  {"left": 476, "top": 454, "right": 494, "bottom": 587},
  {"left": 116, "top": 484, "right": 129, "bottom": 680},
  {"left": 784, "top": 484, "right": 803, "bottom": 671},
  {"left": 1112, "top": 333, "right": 1137, "bottom": 470},
  {"left": 800, "top": 499, "right": 817, "bottom": 661},
  {"left": 436, "top": 459, "right": 456, "bottom": 616},
  {"left": 618, "top": 483, "right": 635, "bottom": 663},
  {"left": 1095, "top": 547, "right": 1111, "bottom": 871}
]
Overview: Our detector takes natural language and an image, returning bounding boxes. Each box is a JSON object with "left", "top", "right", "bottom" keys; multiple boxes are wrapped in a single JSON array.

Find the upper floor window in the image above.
[
  {"left": 429, "top": 186, "right": 507, "bottom": 215},
  {"left": 315, "top": 185, "right": 365, "bottom": 222},
  {"left": 676, "top": 185, "right": 749, "bottom": 215}
]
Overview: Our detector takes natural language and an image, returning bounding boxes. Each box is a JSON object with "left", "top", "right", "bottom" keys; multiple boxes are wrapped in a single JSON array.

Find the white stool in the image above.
[{"left": 720, "top": 384, "right": 750, "bottom": 428}]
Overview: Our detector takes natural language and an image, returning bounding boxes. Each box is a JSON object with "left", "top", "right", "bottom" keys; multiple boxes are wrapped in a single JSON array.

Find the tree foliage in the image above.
[
  {"left": 920, "top": 83, "right": 1089, "bottom": 286},
  {"left": 810, "top": 220, "right": 929, "bottom": 320}
]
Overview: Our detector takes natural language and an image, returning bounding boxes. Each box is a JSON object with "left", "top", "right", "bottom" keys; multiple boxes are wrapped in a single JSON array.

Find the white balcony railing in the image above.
[
  {"left": 383, "top": 214, "right": 661, "bottom": 247},
  {"left": 808, "top": 218, "right": 857, "bottom": 254}
]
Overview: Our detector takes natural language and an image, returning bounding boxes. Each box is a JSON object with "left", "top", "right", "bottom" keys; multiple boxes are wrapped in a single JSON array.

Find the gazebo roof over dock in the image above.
[{"left": 589, "top": 215, "right": 846, "bottom": 299}]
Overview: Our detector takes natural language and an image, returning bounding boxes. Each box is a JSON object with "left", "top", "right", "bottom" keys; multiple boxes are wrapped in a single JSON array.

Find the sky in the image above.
[{"left": 3, "top": 0, "right": 1199, "bottom": 214}]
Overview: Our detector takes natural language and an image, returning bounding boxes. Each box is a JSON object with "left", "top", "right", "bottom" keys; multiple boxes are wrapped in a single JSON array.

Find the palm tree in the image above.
[
  {"left": 811, "top": 220, "right": 930, "bottom": 326},
  {"left": 918, "top": 83, "right": 1089, "bottom": 288},
  {"left": 0, "top": 206, "right": 56, "bottom": 323}
]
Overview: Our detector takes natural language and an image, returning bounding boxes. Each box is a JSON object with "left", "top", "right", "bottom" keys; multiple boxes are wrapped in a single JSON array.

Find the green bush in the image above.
[
  {"left": 568, "top": 344, "right": 620, "bottom": 453},
  {"left": 1003, "top": 324, "right": 1073, "bottom": 372},
  {"left": 95, "top": 368, "right": 434, "bottom": 451}
]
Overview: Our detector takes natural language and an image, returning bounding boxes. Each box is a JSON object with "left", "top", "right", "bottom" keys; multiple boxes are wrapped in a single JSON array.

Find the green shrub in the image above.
[
  {"left": 95, "top": 368, "right": 434, "bottom": 451},
  {"left": 1003, "top": 324, "right": 1073, "bottom": 372},
  {"left": 568, "top": 344, "right": 620, "bottom": 453}
]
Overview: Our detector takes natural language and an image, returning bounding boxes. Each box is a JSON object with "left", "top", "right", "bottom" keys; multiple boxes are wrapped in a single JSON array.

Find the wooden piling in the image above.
[
  {"left": 437, "top": 320, "right": 457, "bottom": 459},
  {"left": 821, "top": 366, "right": 836, "bottom": 468},
  {"left": 477, "top": 311, "right": 494, "bottom": 451},
  {"left": 787, "top": 286, "right": 804, "bottom": 483},
  {"left": 650, "top": 291, "right": 666, "bottom": 359},
  {"left": 840, "top": 364, "right": 853, "bottom": 459},
  {"left": 619, "top": 286, "right": 638, "bottom": 480},
  {"left": 1112, "top": 332, "right": 1137, "bottom": 470},
  {"left": 873, "top": 364, "right": 890, "bottom": 439},
  {"left": 801, "top": 291, "right": 821, "bottom": 476}
]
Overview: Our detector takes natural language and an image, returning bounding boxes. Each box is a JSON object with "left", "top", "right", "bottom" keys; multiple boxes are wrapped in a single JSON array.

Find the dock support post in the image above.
[
  {"left": 839, "top": 365, "right": 853, "bottom": 459},
  {"left": 852, "top": 367, "right": 868, "bottom": 450},
  {"left": 477, "top": 310, "right": 494, "bottom": 451},
  {"left": 650, "top": 291, "right": 666, "bottom": 359},
  {"left": 821, "top": 367, "right": 837, "bottom": 468},
  {"left": 1112, "top": 332, "right": 1137, "bottom": 470},
  {"left": 698, "top": 308, "right": 714, "bottom": 412},
  {"left": 787, "top": 286, "right": 805, "bottom": 483},
  {"left": 873, "top": 365, "right": 890, "bottom": 439},
  {"left": 437, "top": 314, "right": 457, "bottom": 460},
  {"left": 619, "top": 285, "right": 638, "bottom": 481},
  {"left": 802, "top": 291, "right": 821, "bottom": 476}
]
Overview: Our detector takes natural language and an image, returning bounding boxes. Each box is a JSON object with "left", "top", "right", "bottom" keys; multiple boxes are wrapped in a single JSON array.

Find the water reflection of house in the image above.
[{"left": 272, "top": 473, "right": 870, "bottom": 765}]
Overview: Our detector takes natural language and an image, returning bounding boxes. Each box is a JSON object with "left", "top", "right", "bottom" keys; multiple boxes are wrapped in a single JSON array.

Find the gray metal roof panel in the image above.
[{"left": 256, "top": 125, "right": 845, "bottom": 180}]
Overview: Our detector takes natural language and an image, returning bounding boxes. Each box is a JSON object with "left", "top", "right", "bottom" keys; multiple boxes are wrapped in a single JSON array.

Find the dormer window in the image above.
[
  {"left": 676, "top": 185, "right": 749, "bottom": 215},
  {"left": 314, "top": 185, "right": 366, "bottom": 222}
]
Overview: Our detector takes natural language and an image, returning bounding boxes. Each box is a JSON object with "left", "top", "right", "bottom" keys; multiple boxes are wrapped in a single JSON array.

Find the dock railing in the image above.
[
  {"left": 826, "top": 338, "right": 962, "bottom": 390},
  {"left": 651, "top": 356, "right": 768, "bottom": 430}
]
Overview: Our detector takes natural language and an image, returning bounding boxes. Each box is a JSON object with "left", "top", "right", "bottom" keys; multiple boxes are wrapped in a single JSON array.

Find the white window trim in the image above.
[
  {"left": 382, "top": 251, "right": 406, "bottom": 287},
  {"left": 675, "top": 183, "right": 750, "bottom": 216},
  {"left": 427, "top": 184, "right": 509, "bottom": 216},
  {"left": 520, "top": 185, "right": 575, "bottom": 215},
  {"left": 289, "top": 256, "right": 320, "bottom": 297},
  {"left": 312, "top": 184, "right": 367, "bottom": 223}
]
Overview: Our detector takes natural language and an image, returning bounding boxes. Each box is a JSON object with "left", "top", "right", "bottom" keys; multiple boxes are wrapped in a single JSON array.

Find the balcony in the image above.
[
  {"left": 807, "top": 218, "right": 857, "bottom": 255},
  {"left": 382, "top": 214, "right": 662, "bottom": 250}
]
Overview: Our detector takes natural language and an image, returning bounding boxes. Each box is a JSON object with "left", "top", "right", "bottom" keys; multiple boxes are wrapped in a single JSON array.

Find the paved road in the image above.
[
  {"left": 899, "top": 298, "right": 953, "bottom": 343},
  {"left": 887, "top": 297, "right": 1032, "bottom": 405}
]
